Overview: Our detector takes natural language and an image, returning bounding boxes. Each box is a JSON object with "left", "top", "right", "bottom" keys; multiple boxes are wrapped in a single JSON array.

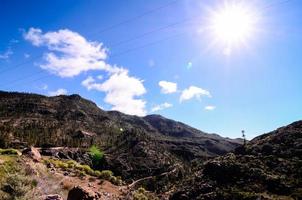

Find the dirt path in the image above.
[
  {"left": 24, "top": 157, "right": 123, "bottom": 200},
  {"left": 128, "top": 164, "right": 180, "bottom": 189}
]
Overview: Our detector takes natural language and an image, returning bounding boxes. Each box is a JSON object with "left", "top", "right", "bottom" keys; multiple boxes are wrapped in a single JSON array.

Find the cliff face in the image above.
[
  {"left": 171, "top": 121, "right": 302, "bottom": 200},
  {"left": 0, "top": 91, "right": 241, "bottom": 181}
]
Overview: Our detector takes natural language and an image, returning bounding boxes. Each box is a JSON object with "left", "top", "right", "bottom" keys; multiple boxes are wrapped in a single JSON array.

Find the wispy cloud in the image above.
[
  {"left": 148, "top": 59, "right": 155, "bottom": 67},
  {"left": 24, "top": 27, "right": 122, "bottom": 77},
  {"left": 0, "top": 49, "right": 13, "bottom": 60},
  {"left": 151, "top": 102, "right": 173, "bottom": 112},
  {"left": 48, "top": 88, "right": 67, "bottom": 96},
  {"left": 180, "top": 86, "right": 211, "bottom": 102},
  {"left": 158, "top": 81, "right": 177, "bottom": 94},
  {"left": 205, "top": 105, "right": 216, "bottom": 111},
  {"left": 41, "top": 84, "right": 48, "bottom": 90},
  {"left": 82, "top": 70, "right": 147, "bottom": 116},
  {"left": 24, "top": 53, "right": 30, "bottom": 59},
  {"left": 186, "top": 62, "right": 193, "bottom": 69}
]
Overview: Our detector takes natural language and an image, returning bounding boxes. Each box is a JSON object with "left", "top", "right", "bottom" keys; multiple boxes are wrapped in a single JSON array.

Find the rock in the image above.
[
  {"left": 67, "top": 186, "right": 101, "bottom": 200},
  {"left": 44, "top": 194, "right": 64, "bottom": 200},
  {"left": 22, "top": 146, "right": 41, "bottom": 162}
]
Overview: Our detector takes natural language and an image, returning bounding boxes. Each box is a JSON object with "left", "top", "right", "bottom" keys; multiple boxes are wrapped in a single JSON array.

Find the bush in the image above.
[
  {"left": 2, "top": 173, "right": 33, "bottom": 198},
  {"left": 94, "top": 170, "right": 102, "bottom": 177},
  {"left": 66, "top": 160, "right": 77, "bottom": 168},
  {"left": 43, "top": 158, "right": 122, "bottom": 185},
  {"left": 99, "top": 170, "right": 113, "bottom": 179},
  {"left": 133, "top": 187, "right": 148, "bottom": 200},
  {"left": 0, "top": 149, "right": 19, "bottom": 155},
  {"left": 88, "top": 145, "right": 104, "bottom": 169}
]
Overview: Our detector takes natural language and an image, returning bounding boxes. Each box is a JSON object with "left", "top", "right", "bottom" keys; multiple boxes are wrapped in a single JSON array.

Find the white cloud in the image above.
[
  {"left": 186, "top": 62, "right": 193, "bottom": 69},
  {"left": 41, "top": 84, "right": 48, "bottom": 90},
  {"left": 0, "top": 49, "right": 13, "bottom": 60},
  {"left": 24, "top": 53, "right": 30, "bottom": 59},
  {"left": 81, "top": 76, "right": 100, "bottom": 90},
  {"left": 82, "top": 70, "right": 147, "bottom": 116},
  {"left": 205, "top": 105, "right": 216, "bottom": 111},
  {"left": 24, "top": 27, "right": 147, "bottom": 116},
  {"left": 180, "top": 86, "right": 211, "bottom": 102},
  {"left": 24, "top": 27, "right": 123, "bottom": 77},
  {"left": 148, "top": 59, "right": 155, "bottom": 67},
  {"left": 158, "top": 81, "right": 177, "bottom": 94},
  {"left": 48, "top": 88, "right": 68, "bottom": 96},
  {"left": 151, "top": 102, "right": 173, "bottom": 112},
  {"left": 97, "top": 75, "right": 103, "bottom": 80}
]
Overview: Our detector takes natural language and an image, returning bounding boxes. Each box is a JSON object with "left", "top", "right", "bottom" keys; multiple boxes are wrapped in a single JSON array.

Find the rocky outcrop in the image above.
[
  {"left": 44, "top": 194, "right": 64, "bottom": 200},
  {"left": 39, "top": 147, "right": 92, "bottom": 165},
  {"left": 22, "top": 146, "right": 41, "bottom": 162},
  {"left": 170, "top": 121, "right": 302, "bottom": 200},
  {"left": 0, "top": 90, "right": 241, "bottom": 182},
  {"left": 67, "top": 186, "right": 101, "bottom": 200}
]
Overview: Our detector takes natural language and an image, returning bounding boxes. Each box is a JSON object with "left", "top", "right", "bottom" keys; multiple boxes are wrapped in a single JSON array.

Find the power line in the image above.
[
  {"left": 1, "top": 31, "right": 186, "bottom": 89},
  {"left": 87, "top": 0, "right": 180, "bottom": 37},
  {"left": 111, "top": 32, "right": 185, "bottom": 58},
  {"left": 110, "top": 18, "right": 191, "bottom": 48},
  {"left": 0, "top": 0, "right": 180, "bottom": 75},
  {"left": 0, "top": 0, "right": 294, "bottom": 88},
  {"left": 0, "top": 55, "right": 41, "bottom": 74},
  {"left": 0, "top": 17, "right": 188, "bottom": 80},
  {"left": 0, "top": 70, "right": 45, "bottom": 88},
  {"left": 262, "top": 0, "right": 292, "bottom": 10}
]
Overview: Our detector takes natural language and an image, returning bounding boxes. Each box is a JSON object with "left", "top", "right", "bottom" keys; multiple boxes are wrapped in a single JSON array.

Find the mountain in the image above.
[
  {"left": 0, "top": 91, "right": 241, "bottom": 182},
  {"left": 0, "top": 90, "right": 301, "bottom": 199},
  {"left": 171, "top": 121, "right": 302, "bottom": 200}
]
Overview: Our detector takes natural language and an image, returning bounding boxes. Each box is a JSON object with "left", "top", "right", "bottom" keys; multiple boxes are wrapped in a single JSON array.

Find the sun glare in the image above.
[{"left": 208, "top": 2, "right": 258, "bottom": 54}]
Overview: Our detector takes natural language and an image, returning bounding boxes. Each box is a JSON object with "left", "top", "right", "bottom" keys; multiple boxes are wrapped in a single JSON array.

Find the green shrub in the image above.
[
  {"left": 58, "top": 162, "right": 69, "bottom": 169},
  {"left": 2, "top": 173, "right": 33, "bottom": 198},
  {"left": 99, "top": 170, "right": 113, "bottom": 179},
  {"left": 133, "top": 187, "right": 148, "bottom": 200},
  {"left": 66, "top": 160, "right": 77, "bottom": 168},
  {"left": 94, "top": 170, "right": 102, "bottom": 177},
  {"left": 138, "top": 187, "right": 146, "bottom": 194},
  {"left": 78, "top": 170, "right": 86, "bottom": 177},
  {"left": 0, "top": 148, "right": 19, "bottom": 155},
  {"left": 109, "top": 176, "right": 123, "bottom": 186},
  {"left": 88, "top": 145, "right": 104, "bottom": 169},
  {"left": 31, "top": 179, "right": 38, "bottom": 187},
  {"left": 43, "top": 158, "right": 122, "bottom": 185}
]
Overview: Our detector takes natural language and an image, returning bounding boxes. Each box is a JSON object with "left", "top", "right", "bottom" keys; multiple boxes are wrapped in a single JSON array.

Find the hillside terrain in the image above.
[
  {"left": 0, "top": 91, "right": 241, "bottom": 185},
  {"left": 170, "top": 121, "right": 302, "bottom": 200},
  {"left": 0, "top": 91, "right": 301, "bottom": 200}
]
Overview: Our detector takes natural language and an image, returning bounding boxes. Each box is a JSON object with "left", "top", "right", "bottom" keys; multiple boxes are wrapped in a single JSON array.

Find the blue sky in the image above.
[{"left": 0, "top": 0, "right": 301, "bottom": 139}]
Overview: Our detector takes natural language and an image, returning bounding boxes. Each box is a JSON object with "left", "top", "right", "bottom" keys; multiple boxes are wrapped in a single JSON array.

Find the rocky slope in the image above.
[
  {"left": 0, "top": 91, "right": 241, "bottom": 183},
  {"left": 170, "top": 121, "right": 302, "bottom": 200}
]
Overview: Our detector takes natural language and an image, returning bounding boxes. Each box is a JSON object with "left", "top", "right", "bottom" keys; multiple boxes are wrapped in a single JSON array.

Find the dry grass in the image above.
[{"left": 61, "top": 179, "right": 75, "bottom": 190}]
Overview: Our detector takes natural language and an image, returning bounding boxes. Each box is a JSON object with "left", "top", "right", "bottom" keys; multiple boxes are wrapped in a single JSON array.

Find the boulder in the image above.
[
  {"left": 67, "top": 186, "right": 101, "bottom": 200},
  {"left": 44, "top": 194, "right": 64, "bottom": 200},
  {"left": 22, "top": 146, "right": 41, "bottom": 162}
]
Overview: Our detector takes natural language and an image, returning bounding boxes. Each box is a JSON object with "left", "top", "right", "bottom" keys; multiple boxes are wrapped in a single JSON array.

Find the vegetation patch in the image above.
[
  {"left": 44, "top": 158, "right": 122, "bottom": 185},
  {"left": 0, "top": 148, "right": 19, "bottom": 155},
  {"left": 88, "top": 145, "right": 104, "bottom": 169},
  {"left": 133, "top": 187, "right": 159, "bottom": 200},
  {"left": 0, "top": 155, "right": 37, "bottom": 200}
]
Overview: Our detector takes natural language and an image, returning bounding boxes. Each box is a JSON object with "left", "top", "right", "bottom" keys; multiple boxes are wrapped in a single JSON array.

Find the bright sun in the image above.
[{"left": 208, "top": 2, "right": 258, "bottom": 54}]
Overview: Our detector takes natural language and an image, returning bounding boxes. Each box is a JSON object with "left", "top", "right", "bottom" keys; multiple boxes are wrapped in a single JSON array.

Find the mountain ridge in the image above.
[{"left": 0, "top": 90, "right": 241, "bottom": 181}]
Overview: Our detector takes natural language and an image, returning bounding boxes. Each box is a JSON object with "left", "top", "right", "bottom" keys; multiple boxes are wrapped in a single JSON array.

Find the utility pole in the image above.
[{"left": 242, "top": 130, "right": 246, "bottom": 146}]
